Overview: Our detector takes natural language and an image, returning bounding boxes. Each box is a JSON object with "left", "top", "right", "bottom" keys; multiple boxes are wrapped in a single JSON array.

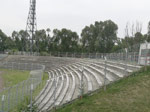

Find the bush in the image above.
[
  {"left": 40, "top": 52, "right": 49, "bottom": 56},
  {"left": 8, "top": 49, "right": 18, "bottom": 55}
]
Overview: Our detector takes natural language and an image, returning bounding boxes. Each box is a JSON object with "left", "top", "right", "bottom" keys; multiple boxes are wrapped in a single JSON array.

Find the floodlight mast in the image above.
[{"left": 26, "top": 0, "right": 37, "bottom": 53}]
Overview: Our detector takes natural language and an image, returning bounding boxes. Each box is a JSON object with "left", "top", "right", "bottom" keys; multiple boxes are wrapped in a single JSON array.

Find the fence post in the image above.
[
  {"left": 6, "top": 61, "right": 8, "bottom": 69},
  {"left": 11, "top": 62, "right": 13, "bottom": 70},
  {"left": 30, "top": 83, "right": 33, "bottom": 112},
  {"left": 66, "top": 52, "right": 68, "bottom": 57},
  {"left": 1, "top": 95, "right": 5, "bottom": 112},
  {"left": 53, "top": 75, "right": 57, "bottom": 111},
  {"left": 96, "top": 53, "right": 98, "bottom": 59},
  {"left": 16, "top": 85, "right": 19, "bottom": 106},
  {"left": 31, "top": 63, "right": 33, "bottom": 71},
  {"left": 22, "top": 81, "right": 25, "bottom": 101},
  {"left": 8, "top": 88, "right": 11, "bottom": 111},
  {"left": 25, "top": 63, "right": 27, "bottom": 70},
  {"left": 125, "top": 48, "right": 128, "bottom": 71},
  {"left": 104, "top": 57, "right": 107, "bottom": 91},
  {"left": 58, "top": 52, "right": 60, "bottom": 57},
  {"left": 18, "top": 63, "right": 19, "bottom": 70},
  {"left": 80, "top": 66, "right": 84, "bottom": 99}
]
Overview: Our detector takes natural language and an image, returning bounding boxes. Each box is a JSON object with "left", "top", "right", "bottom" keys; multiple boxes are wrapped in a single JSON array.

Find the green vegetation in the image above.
[
  {"left": 1, "top": 20, "right": 150, "bottom": 53},
  {"left": 11, "top": 72, "right": 49, "bottom": 112},
  {"left": 0, "top": 68, "right": 30, "bottom": 88},
  {"left": 0, "top": 68, "right": 48, "bottom": 112},
  {"left": 56, "top": 66, "right": 150, "bottom": 112},
  {"left": 33, "top": 72, "right": 49, "bottom": 98}
]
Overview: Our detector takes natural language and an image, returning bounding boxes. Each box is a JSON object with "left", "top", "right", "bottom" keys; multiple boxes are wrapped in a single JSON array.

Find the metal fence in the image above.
[
  {"left": 0, "top": 62, "right": 45, "bottom": 112},
  {"left": 0, "top": 54, "right": 8, "bottom": 61},
  {"left": 11, "top": 51, "right": 141, "bottom": 65},
  {"left": 34, "top": 57, "right": 142, "bottom": 112}
]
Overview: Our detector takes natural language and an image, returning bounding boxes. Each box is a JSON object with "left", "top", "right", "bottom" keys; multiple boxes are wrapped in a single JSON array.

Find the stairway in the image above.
[{"left": 35, "top": 59, "right": 141, "bottom": 112}]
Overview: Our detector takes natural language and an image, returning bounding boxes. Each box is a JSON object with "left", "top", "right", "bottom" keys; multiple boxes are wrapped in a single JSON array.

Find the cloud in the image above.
[{"left": 0, "top": 0, "right": 150, "bottom": 38}]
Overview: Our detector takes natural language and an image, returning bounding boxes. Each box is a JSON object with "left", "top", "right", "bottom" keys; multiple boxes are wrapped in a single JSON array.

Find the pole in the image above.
[
  {"left": 104, "top": 57, "right": 107, "bottom": 91},
  {"left": 125, "top": 48, "right": 128, "bottom": 72},
  {"left": 80, "top": 66, "right": 84, "bottom": 99},
  {"left": 30, "top": 83, "right": 33, "bottom": 112},
  {"left": 8, "top": 88, "right": 11, "bottom": 111},
  {"left": 1, "top": 95, "right": 5, "bottom": 112},
  {"left": 54, "top": 74, "right": 56, "bottom": 111},
  {"left": 11, "top": 62, "right": 13, "bottom": 70},
  {"left": 145, "top": 41, "right": 148, "bottom": 70}
]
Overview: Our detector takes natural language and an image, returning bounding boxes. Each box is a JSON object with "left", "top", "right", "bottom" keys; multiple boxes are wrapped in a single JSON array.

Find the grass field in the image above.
[
  {"left": 0, "top": 69, "right": 30, "bottom": 88},
  {"left": 11, "top": 72, "right": 49, "bottom": 112},
  {"left": 56, "top": 66, "right": 150, "bottom": 112},
  {"left": 0, "top": 68, "right": 49, "bottom": 112}
]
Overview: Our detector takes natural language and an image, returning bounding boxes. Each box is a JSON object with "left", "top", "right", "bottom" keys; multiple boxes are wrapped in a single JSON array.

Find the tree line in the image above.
[{"left": 0, "top": 20, "right": 150, "bottom": 53}]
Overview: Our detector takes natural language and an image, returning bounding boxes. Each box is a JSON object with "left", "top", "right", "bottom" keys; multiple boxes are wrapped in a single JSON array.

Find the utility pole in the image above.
[{"left": 26, "top": 0, "right": 37, "bottom": 53}]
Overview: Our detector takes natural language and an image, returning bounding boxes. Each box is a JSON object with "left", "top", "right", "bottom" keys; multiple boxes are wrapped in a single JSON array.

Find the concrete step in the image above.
[
  {"left": 64, "top": 66, "right": 76, "bottom": 102},
  {"left": 36, "top": 77, "right": 55, "bottom": 106},
  {"left": 93, "top": 61, "right": 132, "bottom": 75},
  {"left": 74, "top": 63, "right": 103, "bottom": 87},
  {"left": 35, "top": 71, "right": 52, "bottom": 102},
  {"left": 91, "top": 63, "right": 124, "bottom": 78},
  {"left": 43, "top": 75, "right": 65, "bottom": 111},
  {"left": 71, "top": 65, "right": 93, "bottom": 92},
  {"left": 78, "top": 61, "right": 124, "bottom": 78},
  {"left": 35, "top": 59, "right": 141, "bottom": 112},
  {"left": 38, "top": 77, "right": 60, "bottom": 111},
  {"left": 54, "top": 69, "right": 70, "bottom": 106}
]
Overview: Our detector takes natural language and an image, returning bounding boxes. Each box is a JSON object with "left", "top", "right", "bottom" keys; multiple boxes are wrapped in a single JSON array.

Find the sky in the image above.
[{"left": 0, "top": 0, "right": 150, "bottom": 38}]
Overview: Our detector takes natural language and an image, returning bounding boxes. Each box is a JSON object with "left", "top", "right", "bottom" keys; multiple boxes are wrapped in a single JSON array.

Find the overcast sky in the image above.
[{"left": 0, "top": 0, "right": 150, "bottom": 38}]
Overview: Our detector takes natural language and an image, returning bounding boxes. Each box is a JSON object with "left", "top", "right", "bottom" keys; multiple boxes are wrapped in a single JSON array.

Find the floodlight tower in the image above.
[{"left": 26, "top": 0, "right": 37, "bottom": 53}]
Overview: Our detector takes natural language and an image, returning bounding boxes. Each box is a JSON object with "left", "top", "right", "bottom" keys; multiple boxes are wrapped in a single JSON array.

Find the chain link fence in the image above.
[
  {"left": 34, "top": 57, "right": 141, "bottom": 112},
  {"left": 0, "top": 62, "right": 45, "bottom": 112},
  {"left": 0, "top": 54, "right": 8, "bottom": 61},
  {"left": 11, "top": 51, "right": 142, "bottom": 65}
]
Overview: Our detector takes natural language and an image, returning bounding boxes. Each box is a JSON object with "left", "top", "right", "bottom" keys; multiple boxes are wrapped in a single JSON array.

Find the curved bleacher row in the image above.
[{"left": 35, "top": 59, "right": 141, "bottom": 112}]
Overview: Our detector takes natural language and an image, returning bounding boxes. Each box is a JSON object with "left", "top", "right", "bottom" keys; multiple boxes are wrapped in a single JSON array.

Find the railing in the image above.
[
  {"left": 11, "top": 51, "right": 141, "bottom": 65},
  {"left": 0, "top": 54, "right": 8, "bottom": 61},
  {"left": 0, "top": 62, "right": 45, "bottom": 112}
]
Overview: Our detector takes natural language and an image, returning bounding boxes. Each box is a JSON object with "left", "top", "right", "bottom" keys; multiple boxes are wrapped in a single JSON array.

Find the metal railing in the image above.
[
  {"left": 11, "top": 51, "right": 141, "bottom": 65},
  {"left": 0, "top": 62, "right": 45, "bottom": 112}
]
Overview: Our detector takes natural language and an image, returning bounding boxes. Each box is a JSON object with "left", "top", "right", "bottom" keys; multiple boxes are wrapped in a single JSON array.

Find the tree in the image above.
[
  {"left": 81, "top": 20, "right": 118, "bottom": 53},
  {"left": 52, "top": 28, "right": 79, "bottom": 52},
  {"left": 35, "top": 29, "right": 48, "bottom": 52},
  {"left": 18, "top": 30, "right": 29, "bottom": 51},
  {"left": 0, "top": 29, "right": 9, "bottom": 51},
  {"left": 146, "top": 21, "right": 150, "bottom": 42}
]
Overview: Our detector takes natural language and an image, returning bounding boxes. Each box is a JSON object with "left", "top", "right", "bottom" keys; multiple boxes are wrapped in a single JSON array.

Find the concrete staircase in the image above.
[{"left": 35, "top": 59, "right": 141, "bottom": 112}]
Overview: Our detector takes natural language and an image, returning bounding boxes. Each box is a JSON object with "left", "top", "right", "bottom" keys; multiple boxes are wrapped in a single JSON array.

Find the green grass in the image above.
[
  {"left": 0, "top": 68, "right": 49, "bottom": 112},
  {"left": 0, "top": 69, "right": 30, "bottom": 88},
  {"left": 11, "top": 72, "right": 49, "bottom": 112},
  {"left": 56, "top": 66, "right": 150, "bottom": 112},
  {"left": 33, "top": 72, "right": 49, "bottom": 98}
]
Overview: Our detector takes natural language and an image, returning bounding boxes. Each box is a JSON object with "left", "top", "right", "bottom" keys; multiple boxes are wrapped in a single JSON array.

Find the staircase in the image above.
[{"left": 35, "top": 59, "right": 141, "bottom": 112}]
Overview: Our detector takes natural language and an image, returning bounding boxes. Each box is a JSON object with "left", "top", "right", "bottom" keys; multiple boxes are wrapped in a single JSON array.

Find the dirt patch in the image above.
[{"left": 0, "top": 71, "right": 4, "bottom": 91}]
